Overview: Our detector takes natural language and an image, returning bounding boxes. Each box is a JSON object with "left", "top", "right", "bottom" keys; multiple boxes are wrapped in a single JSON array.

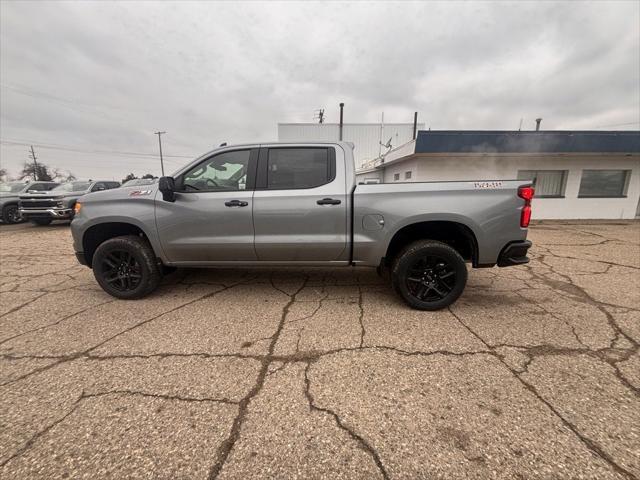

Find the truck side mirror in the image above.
[{"left": 158, "top": 176, "right": 176, "bottom": 202}]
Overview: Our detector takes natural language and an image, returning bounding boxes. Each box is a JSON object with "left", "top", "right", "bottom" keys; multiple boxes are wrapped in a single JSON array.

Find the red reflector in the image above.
[
  {"left": 518, "top": 186, "right": 535, "bottom": 201},
  {"left": 521, "top": 205, "right": 532, "bottom": 228}
]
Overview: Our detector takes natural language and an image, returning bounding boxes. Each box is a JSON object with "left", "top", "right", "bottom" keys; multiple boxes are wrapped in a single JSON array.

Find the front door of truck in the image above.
[
  {"left": 252, "top": 146, "right": 348, "bottom": 262},
  {"left": 155, "top": 148, "right": 258, "bottom": 263}
]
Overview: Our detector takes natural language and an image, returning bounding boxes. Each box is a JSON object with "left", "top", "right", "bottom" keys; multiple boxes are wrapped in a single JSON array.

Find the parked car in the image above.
[
  {"left": 122, "top": 178, "right": 157, "bottom": 187},
  {"left": 70, "top": 142, "right": 533, "bottom": 310},
  {"left": 0, "top": 181, "right": 60, "bottom": 224},
  {"left": 20, "top": 180, "right": 120, "bottom": 225}
]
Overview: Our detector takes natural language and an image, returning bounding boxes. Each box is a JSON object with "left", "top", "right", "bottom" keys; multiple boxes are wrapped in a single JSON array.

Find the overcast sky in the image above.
[{"left": 1, "top": 0, "right": 638, "bottom": 180}]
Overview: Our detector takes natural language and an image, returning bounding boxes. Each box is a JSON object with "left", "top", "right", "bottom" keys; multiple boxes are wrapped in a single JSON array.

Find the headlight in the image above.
[
  {"left": 56, "top": 201, "right": 64, "bottom": 208},
  {"left": 74, "top": 202, "right": 82, "bottom": 214}
]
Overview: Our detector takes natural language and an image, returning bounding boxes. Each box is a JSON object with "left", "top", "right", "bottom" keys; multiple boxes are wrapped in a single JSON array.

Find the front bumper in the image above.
[
  {"left": 75, "top": 251, "right": 88, "bottom": 266},
  {"left": 497, "top": 240, "right": 532, "bottom": 267},
  {"left": 19, "top": 208, "right": 74, "bottom": 219}
]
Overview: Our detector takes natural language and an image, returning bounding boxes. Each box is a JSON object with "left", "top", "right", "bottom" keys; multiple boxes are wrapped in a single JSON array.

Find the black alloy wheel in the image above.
[
  {"left": 405, "top": 255, "right": 456, "bottom": 302},
  {"left": 92, "top": 235, "right": 162, "bottom": 299},
  {"left": 2, "top": 204, "right": 22, "bottom": 224},
  {"left": 99, "top": 249, "right": 143, "bottom": 292},
  {"left": 391, "top": 240, "right": 468, "bottom": 310}
]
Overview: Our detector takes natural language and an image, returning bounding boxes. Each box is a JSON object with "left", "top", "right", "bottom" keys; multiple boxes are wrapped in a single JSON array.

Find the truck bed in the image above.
[{"left": 352, "top": 179, "right": 531, "bottom": 267}]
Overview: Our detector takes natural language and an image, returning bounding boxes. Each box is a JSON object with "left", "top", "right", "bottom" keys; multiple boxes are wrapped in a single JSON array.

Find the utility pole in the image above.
[
  {"left": 154, "top": 131, "right": 166, "bottom": 176},
  {"left": 28, "top": 145, "right": 39, "bottom": 180}
]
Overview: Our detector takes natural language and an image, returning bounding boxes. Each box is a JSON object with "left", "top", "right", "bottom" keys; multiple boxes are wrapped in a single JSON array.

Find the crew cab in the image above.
[
  {"left": 20, "top": 180, "right": 120, "bottom": 225},
  {"left": 71, "top": 142, "right": 533, "bottom": 310},
  {"left": 0, "top": 181, "right": 60, "bottom": 224}
]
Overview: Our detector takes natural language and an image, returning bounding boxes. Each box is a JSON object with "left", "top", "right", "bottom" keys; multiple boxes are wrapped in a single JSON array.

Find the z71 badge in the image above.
[
  {"left": 473, "top": 181, "right": 503, "bottom": 189},
  {"left": 129, "top": 190, "right": 152, "bottom": 196}
]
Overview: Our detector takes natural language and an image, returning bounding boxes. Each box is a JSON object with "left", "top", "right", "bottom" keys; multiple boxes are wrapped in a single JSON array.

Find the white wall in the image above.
[
  {"left": 382, "top": 154, "right": 640, "bottom": 219},
  {"left": 278, "top": 123, "right": 424, "bottom": 169}
]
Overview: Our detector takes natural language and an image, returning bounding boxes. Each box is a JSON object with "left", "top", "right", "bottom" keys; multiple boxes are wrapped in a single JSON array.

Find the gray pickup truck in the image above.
[
  {"left": 0, "top": 181, "right": 60, "bottom": 224},
  {"left": 20, "top": 180, "right": 120, "bottom": 225},
  {"left": 71, "top": 142, "right": 533, "bottom": 310}
]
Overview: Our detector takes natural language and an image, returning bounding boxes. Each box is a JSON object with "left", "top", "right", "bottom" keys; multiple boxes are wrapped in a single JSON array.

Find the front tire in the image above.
[
  {"left": 391, "top": 240, "right": 468, "bottom": 311},
  {"left": 2, "top": 204, "right": 22, "bottom": 224},
  {"left": 92, "top": 235, "right": 161, "bottom": 299},
  {"left": 30, "top": 218, "right": 52, "bottom": 226}
]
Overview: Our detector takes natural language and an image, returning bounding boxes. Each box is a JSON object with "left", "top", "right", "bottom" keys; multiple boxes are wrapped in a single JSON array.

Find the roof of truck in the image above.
[{"left": 414, "top": 130, "right": 640, "bottom": 154}]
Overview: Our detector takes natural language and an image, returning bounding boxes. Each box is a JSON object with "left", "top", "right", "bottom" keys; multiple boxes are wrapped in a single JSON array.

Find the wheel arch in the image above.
[
  {"left": 82, "top": 222, "right": 157, "bottom": 267},
  {"left": 384, "top": 220, "right": 479, "bottom": 267}
]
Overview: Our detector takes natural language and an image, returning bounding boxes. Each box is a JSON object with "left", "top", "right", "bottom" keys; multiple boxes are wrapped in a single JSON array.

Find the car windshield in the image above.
[
  {"left": 123, "top": 178, "right": 156, "bottom": 186},
  {"left": 52, "top": 182, "right": 91, "bottom": 192},
  {"left": 0, "top": 182, "right": 27, "bottom": 193}
]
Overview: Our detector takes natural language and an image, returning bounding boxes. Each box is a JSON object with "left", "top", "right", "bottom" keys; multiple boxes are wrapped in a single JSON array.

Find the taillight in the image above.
[{"left": 518, "top": 186, "right": 534, "bottom": 228}]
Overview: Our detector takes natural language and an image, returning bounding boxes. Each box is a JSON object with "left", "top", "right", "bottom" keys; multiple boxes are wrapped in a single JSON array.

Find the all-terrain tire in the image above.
[
  {"left": 391, "top": 240, "right": 468, "bottom": 311},
  {"left": 92, "top": 235, "right": 161, "bottom": 300},
  {"left": 2, "top": 204, "right": 22, "bottom": 224}
]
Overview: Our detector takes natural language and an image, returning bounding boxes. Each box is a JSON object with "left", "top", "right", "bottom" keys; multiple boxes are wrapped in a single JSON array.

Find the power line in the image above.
[{"left": 0, "top": 139, "right": 193, "bottom": 163}]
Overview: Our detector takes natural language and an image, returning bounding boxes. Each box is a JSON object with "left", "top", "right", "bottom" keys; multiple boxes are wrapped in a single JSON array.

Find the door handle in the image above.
[
  {"left": 224, "top": 200, "right": 249, "bottom": 207},
  {"left": 317, "top": 198, "right": 341, "bottom": 205}
]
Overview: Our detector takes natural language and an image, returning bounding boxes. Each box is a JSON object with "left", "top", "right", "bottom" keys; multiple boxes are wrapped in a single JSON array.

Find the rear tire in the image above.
[
  {"left": 92, "top": 235, "right": 161, "bottom": 299},
  {"left": 391, "top": 240, "right": 467, "bottom": 311},
  {"left": 2, "top": 204, "right": 22, "bottom": 224},
  {"left": 30, "top": 218, "right": 52, "bottom": 226}
]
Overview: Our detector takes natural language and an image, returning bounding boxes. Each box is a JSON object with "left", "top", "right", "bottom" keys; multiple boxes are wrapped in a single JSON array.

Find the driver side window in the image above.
[{"left": 181, "top": 150, "right": 251, "bottom": 192}]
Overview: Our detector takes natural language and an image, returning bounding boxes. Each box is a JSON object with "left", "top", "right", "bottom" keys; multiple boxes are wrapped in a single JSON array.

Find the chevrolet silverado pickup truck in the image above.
[
  {"left": 0, "top": 181, "right": 60, "bottom": 224},
  {"left": 70, "top": 142, "right": 533, "bottom": 310},
  {"left": 20, "top": 180, "right": 120, "bottom": 225}
]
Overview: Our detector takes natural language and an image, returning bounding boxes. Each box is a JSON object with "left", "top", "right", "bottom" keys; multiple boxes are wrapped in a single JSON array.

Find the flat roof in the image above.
[{"left": 415, "top": 130, "right": 640, "bottom": 154}]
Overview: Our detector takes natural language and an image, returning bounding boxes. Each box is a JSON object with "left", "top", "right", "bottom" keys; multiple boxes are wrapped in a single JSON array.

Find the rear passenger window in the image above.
[{"left": 267, "top": 148, "right": 332, "bottom": 189}]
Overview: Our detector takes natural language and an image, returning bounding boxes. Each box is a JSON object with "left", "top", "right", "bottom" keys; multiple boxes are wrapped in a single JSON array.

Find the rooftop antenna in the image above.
[
  {"left": 518, "top": 118, "right": 523, "bottom": 131},
  {"left": 378, "top": 112, "right": 385, "bottom": 157},
  {"left": 313, "top": 108, "right": 325, "bottom": 124}
]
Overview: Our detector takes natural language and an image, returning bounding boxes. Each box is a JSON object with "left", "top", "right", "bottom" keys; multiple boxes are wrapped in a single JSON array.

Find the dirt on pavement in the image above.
[{"left": 0, "top": 221, "right": 638, "bottom": 479}]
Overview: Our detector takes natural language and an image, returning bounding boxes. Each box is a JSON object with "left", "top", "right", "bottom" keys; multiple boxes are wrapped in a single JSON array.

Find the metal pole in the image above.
[
  {"left": 154, "top": 131, "right": 166, "bottom": 176},
  {"left": 29, "top": 145, "right": 38, "bottom": 180},
  {"left": 339, "top": 103, "right": 344, "bottom": 141},
  {"left": 413, "top": 112, "right": 418, "bottom": 140}
]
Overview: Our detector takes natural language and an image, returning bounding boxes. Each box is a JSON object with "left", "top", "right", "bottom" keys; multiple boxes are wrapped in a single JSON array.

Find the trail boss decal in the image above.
[{"left": 473, "top": 181, "right": 503, "bottom": 189}]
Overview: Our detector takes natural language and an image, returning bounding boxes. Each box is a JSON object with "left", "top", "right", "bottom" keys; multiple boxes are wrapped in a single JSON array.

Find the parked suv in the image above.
[
  {"left": 20, "top": 180, "right": 120, "bottom": 225},
  {"left": 71, "top": 142, "right": 534, "bottom": 310},
  {"left": 0, "top": 181, "right": 60, "bottom": 224}
]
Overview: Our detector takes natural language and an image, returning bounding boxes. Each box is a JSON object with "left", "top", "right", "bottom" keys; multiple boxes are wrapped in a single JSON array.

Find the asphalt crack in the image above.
[
  {"left": 207, "top": 276, "right": 309, "bottom": 479},
  {"left": 448, "top": 306, "right": 638, "bottom": 480}
]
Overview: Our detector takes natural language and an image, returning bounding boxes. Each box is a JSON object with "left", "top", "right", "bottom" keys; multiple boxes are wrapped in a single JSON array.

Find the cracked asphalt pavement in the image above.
[{"left": 0, "top": 221, "right": 638, "bottom": 479}]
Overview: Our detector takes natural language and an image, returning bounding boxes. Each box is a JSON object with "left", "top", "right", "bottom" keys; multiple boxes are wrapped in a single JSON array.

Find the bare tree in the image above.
[{"left": 20, "top": 162, "right": 76, "bottom": 182}]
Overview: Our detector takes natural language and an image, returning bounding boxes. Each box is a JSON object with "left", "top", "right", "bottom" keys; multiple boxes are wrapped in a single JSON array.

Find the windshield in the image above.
[
  {"left": 52, "top": 182, "right": 91, "bottom": 193},
  {"left": 0, "top": 182, "right": 27, "bottom": 193},
  {"left": 123, "top": 178, "right": 156, "bottom": 186}
]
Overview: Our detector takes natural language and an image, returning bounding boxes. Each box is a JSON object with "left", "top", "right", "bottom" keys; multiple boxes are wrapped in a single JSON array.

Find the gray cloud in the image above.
[{"left": 1, "top": 0, "right": 638, "bottom": 180}]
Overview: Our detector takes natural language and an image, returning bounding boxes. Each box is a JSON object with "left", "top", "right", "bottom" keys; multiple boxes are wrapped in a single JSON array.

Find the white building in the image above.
[
  {"left": 356, "top": 130, "right": 640, "bottom": 219},
  {"left": 278, "top": 122, "right": 424, "bottom": 170}
]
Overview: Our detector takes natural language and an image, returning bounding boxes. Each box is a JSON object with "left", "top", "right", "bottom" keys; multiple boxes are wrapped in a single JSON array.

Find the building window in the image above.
[
  {"left": 394, "top": 173, "right": 400, "bottom": 181},
  {"left": 578, "top": 170, "right": 630, "bottom": 198},
  {"left": 517, "top": 170, "right": 567, "bottom": 198},
  {"left": 405, "top": 171, "right": 412, "bottom": 180}
]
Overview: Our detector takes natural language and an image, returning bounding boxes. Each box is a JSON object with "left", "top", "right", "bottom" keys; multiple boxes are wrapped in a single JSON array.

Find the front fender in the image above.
[{"left": 71, "top": 196, "right": 166, "bottom": 262}]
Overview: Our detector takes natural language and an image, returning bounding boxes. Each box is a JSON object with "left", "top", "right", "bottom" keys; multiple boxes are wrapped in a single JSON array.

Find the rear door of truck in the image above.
[{"left": 252, "top": 145, "right": 348, "bottom": 262}]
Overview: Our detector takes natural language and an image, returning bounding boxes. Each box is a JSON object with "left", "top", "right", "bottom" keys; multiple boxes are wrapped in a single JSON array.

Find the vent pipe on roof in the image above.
[
  {"left": 339, "top": 103, "right": 344, "bottom": 141},
  {"left": 413, "top": 112, "right": 418, "bottom": 140},
  {"left": 535, "top": 118, "right": 542, "bottom": 131}
]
